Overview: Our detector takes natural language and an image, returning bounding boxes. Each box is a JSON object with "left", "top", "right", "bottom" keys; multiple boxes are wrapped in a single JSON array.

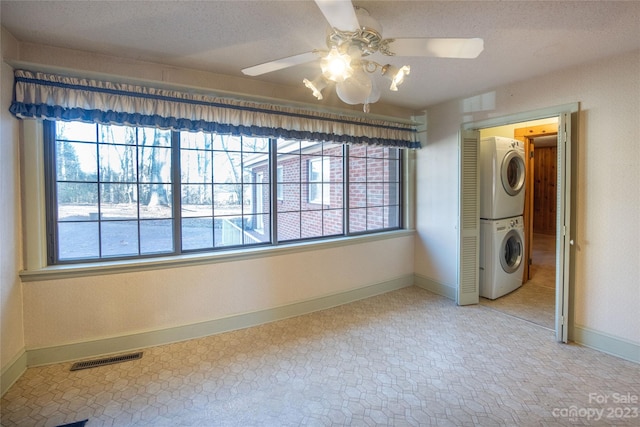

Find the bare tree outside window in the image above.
[{"left": 47, "top": 121, "right": 401, "bottom": 264}]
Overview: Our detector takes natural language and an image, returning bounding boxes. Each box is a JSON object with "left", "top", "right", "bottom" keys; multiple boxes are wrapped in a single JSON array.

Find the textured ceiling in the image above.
[{"left": 2, "top": 0, "right": 640, "bottom": 110}]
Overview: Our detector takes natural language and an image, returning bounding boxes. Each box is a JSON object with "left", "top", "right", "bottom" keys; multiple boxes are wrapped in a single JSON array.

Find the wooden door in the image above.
[
  {"left": 514, "top": 123, "right": 557, "bottom": 281},
  {"left": 533, "top": 145, "right": 557, "bottom": 235}
]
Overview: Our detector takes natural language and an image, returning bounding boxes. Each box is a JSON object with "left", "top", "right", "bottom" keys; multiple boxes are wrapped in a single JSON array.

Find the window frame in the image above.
[{"left": 21, "top": 119, "right": 413, "bottom": 275}]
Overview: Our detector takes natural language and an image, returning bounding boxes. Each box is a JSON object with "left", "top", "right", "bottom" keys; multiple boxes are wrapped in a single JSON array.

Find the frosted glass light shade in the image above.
[
  {"left": 336, "top": 68, "right": 372, "bottom": 105},
  {"left": 383, "top": 65, "right": 411, "bottom": 91},
  {"left": 303, "top": 76, "right": 328, "bottom": 100}
]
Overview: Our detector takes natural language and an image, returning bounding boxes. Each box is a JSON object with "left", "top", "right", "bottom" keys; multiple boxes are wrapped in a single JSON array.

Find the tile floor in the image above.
[{"left": 2, "top": 285, "right": 639, "bottom": 426}]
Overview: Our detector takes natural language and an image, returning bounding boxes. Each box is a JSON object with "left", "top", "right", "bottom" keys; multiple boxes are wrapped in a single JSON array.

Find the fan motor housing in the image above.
[{"left": 326, "top": 27, "right": 384, "bottom": 56}]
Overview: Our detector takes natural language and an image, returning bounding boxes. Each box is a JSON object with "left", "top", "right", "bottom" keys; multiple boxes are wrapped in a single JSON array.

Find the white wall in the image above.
[
  {"left": 24, "top": 238, "right": 414, "bottom": 350},
  {"left": 0, "top": 29, "right": 25, "bottom": 385},
  {"left": 416, "top": 49, "right": 640, "bottom": 344}
]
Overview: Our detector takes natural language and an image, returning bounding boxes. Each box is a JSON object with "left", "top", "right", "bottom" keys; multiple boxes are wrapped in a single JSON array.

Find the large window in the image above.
[{"left": 46, "top": 121, "right": 402, "bottom": 264}]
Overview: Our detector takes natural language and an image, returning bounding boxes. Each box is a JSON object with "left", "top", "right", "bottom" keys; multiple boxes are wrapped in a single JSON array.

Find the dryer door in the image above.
[
  {"left": 501, "top": 150, "right": 526, "bottom": 196},
  {"left": 500, "top": 229, "right": 523, "bottom": 273}
]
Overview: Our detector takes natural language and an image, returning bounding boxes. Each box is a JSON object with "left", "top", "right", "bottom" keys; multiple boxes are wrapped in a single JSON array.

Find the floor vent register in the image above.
[{"left": 70, "top": 352, "right": 143, "bottom": 371}]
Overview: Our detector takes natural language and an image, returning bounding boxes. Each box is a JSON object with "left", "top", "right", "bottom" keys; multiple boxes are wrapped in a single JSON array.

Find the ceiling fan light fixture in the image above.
[
  {"left": 321, "top": 46, "right": 353, "bottom": 82},
  {"left": 354, "top": 7, "right": 382, "bottom": 36},
  {"left": 382, "top": 64, "right": 410, "bottom": 91},
  {"left": 303, "top": 76, "right": 329, "bottom": 100},
  {"left": 335, "top": 67, "right": 372, "bottom": 106}
]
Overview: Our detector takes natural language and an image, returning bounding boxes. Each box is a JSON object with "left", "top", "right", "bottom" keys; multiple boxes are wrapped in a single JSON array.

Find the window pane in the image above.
[
  {"left": 349, "top": 183, "right": 366, "bottom": 208},
  {"left": 101, "top": 220, "right": 139, "bottom": 257},
  {"left": 278, "top": 184, "right": 300, "bottom": 211},
  {"left": 140, "top": 219, "right": 173, "bottom": 254},
  {"left": 349, "top": 156, "right": 367, "bottom": 182},
  {"left": 182, "top": 184, "right": 212, "bottom": 217},
  {"left": 245, "top": 214, "right": 269, "bottom": 242},
  {"left": 244, "top": 152, "right": 269, "bottom": 182},
  {"left": 278, "top": 211, "right": 301, "bottom": 241},
  {"left": 244, "top": 184, "right": 270, "bottom": 214},
  {"left": 367, "top": 182, "right": 384, "bottom": 207},
  {"left": 57, "top": 141, "right": 97, "bottom": 181},
  {"left": 277, "top": 139, "right": 301, "bottom": 155},
  {"left": 99, "top": 144, "right": 136, "bottom": 182},
  {"left": 216, "top": 216, "right": 244, "bottom": 247},
  {"left": 181, "top": 132, "right": 213, "bottom": 150},
  {"left": 324, "top": 209, "right": 343, "bottom": 236},
  {"left": 301, "top": 210, "right": 323, "bottom": 239},
  {"left": 388, "top": 182, "right": 400, "bottom": 205},
  {"left": 278, "top": 154, "right": 301, "bottom": 183},
  {"left": 367, "top": 146, "right": 386, "bottom": 158},
  {"left": 48, "top": 123, "right": 401, "bottom": 264},
  {"left": 385, "top": 206, "right": 400, "bottom": 228},
  {"left": 139, "top": 128, "right": 171, "bottom": 147},
  {"left": 98, "top": 124, "right": 136, "bottom": 145},
  {"left": 139, "top": 146, "right": 171, "bottom": 183},
  {"left": 366, "top": 207, "right": 385, "bottom": 231},
  {"left": 58, "top": 222, "right": 99, "bottom": 260},
  {"left": 367, "top": 158, "right": 384, "bottom": 181},
  {"left": 213, "top": 134, "right": 241, "bottom": 151},
  {"left": 214, "top": 184, "right": 242, "bottom": 215},
  {"left": 322, "top": 142, "right": 343, "bottom": 157},
  {"left": 181, "top": 150, "right": 212, "bottom": 183},
  {"left": 349, "top": 208, "right": 367, "bottom": 233},
  {"left": 51, "top": 122, "right": 176, "bottom": 263},
  {"left": 56, "top": 122, "right": 96, "bottom": 142},
  {"left": 243, "top": 215, "right": 269, "bottom": 244},
  {"left": 327, "top": 183, "right": 343, "bottom": 208},
  {"left": 276, "top": 138, "right": 345, "bottom": 241},
  {"left": 242, "top": 137, "right": 270, "bottom": 153},
  {"left": 139, "top": 184, "right": 172, "bottom": 218},
  {"left": 213, "top": 151, "right": 241, "bottom": 184},
  {"left": 349, "top": 144, "right": 367, "bottom": 158},
  {"left": 57, "top": 183, "right": 99, "bottom": 220},
  {"left": 182, "top": 217, "right": 213, "bottom": 250},
  {"left": 100, "top": 184, "right": 138, "bottom": 219},
  {"left": 347, "top": 146, "right": 401, "bottom": 234},
  {"left": 180, "top": 132, "right": 272, "bottom": 252}
]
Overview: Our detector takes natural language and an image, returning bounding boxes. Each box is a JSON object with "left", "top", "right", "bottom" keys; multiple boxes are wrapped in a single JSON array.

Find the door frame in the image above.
[
  {"left": 459, "top": 103, "right": 578, "bottom": 342},
  {"left": 514, "top": 123, "right": 558, "bottom": 282}
]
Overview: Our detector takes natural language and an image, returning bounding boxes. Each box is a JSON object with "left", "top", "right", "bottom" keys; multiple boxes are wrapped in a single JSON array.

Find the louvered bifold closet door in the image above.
[{"left": 457, "top": 130, "right": 480, "bottom": 305}]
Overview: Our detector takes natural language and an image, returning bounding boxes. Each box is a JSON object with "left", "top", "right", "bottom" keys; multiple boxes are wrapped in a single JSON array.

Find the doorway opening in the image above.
[
  {"left": 458, "top": 102, "right": 577, "bottom": 342},
  {"left": 479, "top": 118, "right": 558, "bottom": 330}
]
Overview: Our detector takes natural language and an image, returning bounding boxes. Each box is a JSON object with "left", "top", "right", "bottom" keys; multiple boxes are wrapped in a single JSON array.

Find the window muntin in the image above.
[
  {"left": 308, "top": 157, "right": 330, "bottom": 205},
  {"left": 276, "top": 139, "right": 344, "bottom": 242},
  {"left": 180, "top": 133, "right": 271, "bottom": 250},
  {"left": 348, "top": 145, "right": 401, "bottom": 233},
  {"left": 52, "top": 122, "right": 174, "bottom": 261},
  {"left": 47, "top": 122, "right": 402, "bottom": 264}
]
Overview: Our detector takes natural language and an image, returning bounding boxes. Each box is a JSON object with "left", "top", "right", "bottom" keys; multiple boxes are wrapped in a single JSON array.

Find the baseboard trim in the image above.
[
  {"left": 572, "top": 325, "right": 640, "bottom": 364},
  {"left": 26, "top": 275, "right": 415, "bottom": 368},
  {"left": 1, "top": 349, "right": 27, "bottom": 396},
  {"left": 414, "top": 274, "right": 456, "bottom": 300}
]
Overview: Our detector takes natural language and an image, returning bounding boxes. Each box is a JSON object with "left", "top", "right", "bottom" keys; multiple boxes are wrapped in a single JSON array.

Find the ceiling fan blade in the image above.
[
  {"left": 315, "top": 0, "right": 359, "bottom": 31},
  {"left": 241, "top": 52, "right": 319, "bottom": 76},
  {"left": 388, "top": 38, "right": 484, "bottom": 59}
]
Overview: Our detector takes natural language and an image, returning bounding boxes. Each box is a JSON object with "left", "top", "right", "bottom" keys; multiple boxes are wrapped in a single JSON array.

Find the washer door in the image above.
[
  {"left": 500, "top": 229, "right": 523, "bottom": 273},
  {"left": 501, "top": 150, "right": 525, "bottom": 196}
]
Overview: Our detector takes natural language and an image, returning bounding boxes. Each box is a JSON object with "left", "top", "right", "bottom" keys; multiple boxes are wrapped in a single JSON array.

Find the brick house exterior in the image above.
[{"left": 247, "top": 143, "right": 399, "bottom": 242}]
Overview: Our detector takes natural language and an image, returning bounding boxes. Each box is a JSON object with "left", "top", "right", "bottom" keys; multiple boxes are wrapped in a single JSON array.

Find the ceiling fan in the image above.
[{"left": 241, "top": 0, "right": 484, "bottom": 112}]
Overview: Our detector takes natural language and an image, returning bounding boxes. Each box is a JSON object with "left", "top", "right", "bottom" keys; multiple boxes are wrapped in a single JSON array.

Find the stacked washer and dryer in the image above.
[{"left": 479, "top": 136, "right": 527, "bottom": 299}]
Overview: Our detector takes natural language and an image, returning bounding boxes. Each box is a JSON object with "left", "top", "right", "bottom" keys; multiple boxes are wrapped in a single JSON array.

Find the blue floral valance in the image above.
[{"left": 10, "top": 69, "right": 420, "bottom": 149}]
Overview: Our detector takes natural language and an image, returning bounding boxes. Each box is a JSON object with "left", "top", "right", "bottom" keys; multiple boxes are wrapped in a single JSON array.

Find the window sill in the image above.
[{"left": 19, "top": 229, "right": 415, "bottom": 282}]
